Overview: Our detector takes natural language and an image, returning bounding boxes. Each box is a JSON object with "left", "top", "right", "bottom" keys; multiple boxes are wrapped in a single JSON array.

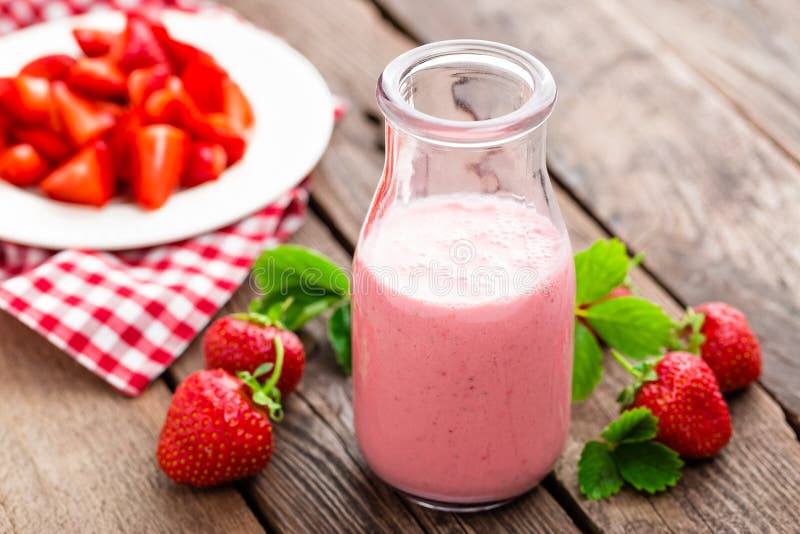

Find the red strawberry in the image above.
[
  {"left": 67, "top": 57, "right": 128, "bottom": 100},
  {"left": 181, "top": 57, "right": 228, "bottom": 113},
  {"left": 185, "top": 111, "right": 247, "bottom": 165},
  {"left": 20, "top": 54, "right": 76, "bottom": 80},
  {"left": 222, "top": 78, "right": 254, "bottom": 131},
  {"left": 110, "top": 15, "right": 170, "bottom": 72},
  {"left": 0, "top": 144, "right": 50, "bottom": 186},
  {"left": 105, "top": 108, "right": 143, "bottom": 181},
  {"left": 4, "top": 76, "right": 55, "bottom": 125},
  {"left": 692, "top": 302, "right": 761, "bottom": 392},
  {"left": 156, "top": 370, "right": 273, "bottom": 487},
  {"left": 618, "top": 351, "right": 732, "bottom": 458},
  {"left": 72, "top": 28, "right": 118, "bottom": 57},
  {"left": 51, "top": 81, "right": 115, "bottom": 146},
  {"left": 11, "top": 126, "right": 72, "bottom": 162},
  {"left": 182, "top": 141, "right": 227, "bottom": 187},
  {"left": 127, "top": 64, "right": 170, "bottom": 106},
  {"left": 40, "top": 141, "right": 115, "bottom": 207},
  {"left": 132, "top": 124, "right": 188, "bottom": 209},
  {"left": 157, "top": 337, "right": 286, "bottom": 487},
  {"left": 204, "top": 313, "right": 305, "bottom": 396}
]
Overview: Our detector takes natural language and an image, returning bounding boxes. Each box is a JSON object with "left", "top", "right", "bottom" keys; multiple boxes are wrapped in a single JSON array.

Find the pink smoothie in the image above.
[{"left": 352, "top": 193, "right": 575, "bottom": 504}]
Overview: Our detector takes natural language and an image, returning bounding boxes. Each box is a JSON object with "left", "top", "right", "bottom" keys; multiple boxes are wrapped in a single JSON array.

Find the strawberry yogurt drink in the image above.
[{"left": 353, "top": 41, "right": 573, "bottom": 511}]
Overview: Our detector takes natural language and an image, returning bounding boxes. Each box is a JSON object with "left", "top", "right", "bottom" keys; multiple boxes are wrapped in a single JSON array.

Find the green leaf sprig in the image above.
[
  {"left": 578, "top": 407, "right": 683, "bottom": 500},
  {"left": 250, "top": 245, "right": 352, "bottom": 374},
  {"left": 571, "top": 239, "right": 674, "bottom": 400}
]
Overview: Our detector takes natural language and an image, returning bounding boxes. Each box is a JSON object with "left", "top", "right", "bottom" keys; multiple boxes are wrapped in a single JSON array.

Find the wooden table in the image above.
[{"left": 2, "top": 1, "right": 799, "bottom": 532}]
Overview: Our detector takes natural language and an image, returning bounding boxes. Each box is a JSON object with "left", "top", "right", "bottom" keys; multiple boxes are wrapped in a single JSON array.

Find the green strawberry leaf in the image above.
[
  {"left": 574, "top": 238, "right": 630, "bottom": 305},
  {"left": 250, "top": 245, "right": 350, "bottom": 330},
  {"left": 583, "top": 297, "right": 673, "bottom": 358},
  {"left": 601, "top": 407, "right": 659, "bottom": 444},
  {"left": 572, "top": 321, "right": 604, "bottom": 401},
  {"left": 613, "top": 441, "right": 684, "bottom": 494},
  {"left": 328, "top": 302, "right": 352, "bottom": 375},
  {"left": 578, "top": 441, "right": 624, "bottom": 500}
]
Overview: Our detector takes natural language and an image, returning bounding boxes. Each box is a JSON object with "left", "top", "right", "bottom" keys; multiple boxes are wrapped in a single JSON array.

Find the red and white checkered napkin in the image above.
[{"left": 0, "top": 0, "right": 339, "bottom": 395}]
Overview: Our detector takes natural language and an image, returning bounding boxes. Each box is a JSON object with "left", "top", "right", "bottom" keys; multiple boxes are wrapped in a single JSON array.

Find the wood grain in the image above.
[
  {"left": 0, "top": 311, "right": 263, "bottom": 533},
  {"left": 376, "top": 0, "right": 800, "bottom": 428},
  {"left": 214, "top": 0, "right": 800, "bottom": 530},
  {"left": 617, "top": 0, "right": 800, "bottom": 165}
]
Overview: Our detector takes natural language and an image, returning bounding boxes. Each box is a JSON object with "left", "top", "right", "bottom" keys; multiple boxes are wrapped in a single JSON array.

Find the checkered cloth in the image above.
[{"left": 0, "top": 0, "right": 337, "bottom": 395}]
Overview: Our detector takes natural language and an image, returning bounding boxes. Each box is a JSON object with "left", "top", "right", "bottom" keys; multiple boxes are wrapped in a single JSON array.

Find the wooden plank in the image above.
[
  {"left": 617, "top": 0, "right": 800, "bottom": 165},
  {"left": 215, "top": 0, "right": 800, "bottom": 531},
  {"left": 0, "top": 311, "right": 263, "bottom": 533},
  {"left": 375, "top": 0, "right": 800, "bottom": 428},
  {"left": 168, "top": 213, "right": 580, "bottom": 532}
]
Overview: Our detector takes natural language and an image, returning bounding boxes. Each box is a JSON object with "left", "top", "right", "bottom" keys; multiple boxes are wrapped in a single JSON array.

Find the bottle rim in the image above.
[{"left": 377, "top": 40, "right": 557, "bottom": 145}]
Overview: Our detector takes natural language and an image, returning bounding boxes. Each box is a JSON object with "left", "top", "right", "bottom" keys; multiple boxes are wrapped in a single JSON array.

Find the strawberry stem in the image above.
[
  {"left": 611, "top": 350, "right": 640, "bottom": 379},
  {"left": 232, "top": 311, "right": 274, "bottom": 326},
  {"left": 237, "top": 336, "right": 285, "bottom": 421}
]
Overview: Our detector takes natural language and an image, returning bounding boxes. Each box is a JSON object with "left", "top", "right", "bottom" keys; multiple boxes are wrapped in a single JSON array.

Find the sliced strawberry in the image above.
[
  {"left": 133, "top": 124, "right": 188, "bottom": 209},
  {"left": 111, "top": 15, "right": 170, "bottom": 72},
  {"left": 72, "top": 28, "right": 118, "bottom": 57},
  {"left": 0, "top": 143, "right": 50, "bottom": 186},
  {"left": 95, "top": 100, "right": 125, "bottom": 120},
  {"left": 40, "top": 141, "right": 114, "bottom": 206},
  {"left": 186, "top": 112, "right": 246, "bottom": 165},
  {"left": 5, "top": 76, "right": 54, "bottom": 125},
  {"left": 142, "top": 76, "right": 192, "bottom": 125},
  {"left": 183, "top": 141, "right": 227, "bottom": 187},
  {"left": 163, "top": 39, "right": 213, "bottom": 74},
  {"left": 67, "top": 57, "right": 127, "bottom": 100},
  {"left": 10, "top": 126, "right": 72, "bottom": 162},
  {"left": 181, "top": 58, "right": 228, "bottom": 113},
  {"left": 0, "top": 113, "right": 10, "bottom": 151},
  {"left": 20, "top": 54, "right": 76, "bottom": 80},
  {"left": 52, "top": 81, "right": 116, "bottom": 146},
  {"left": 222, "top": 79, "right": 254, "bottom": 130},
  {"left": 0, "top": 78, "right": 13, "bottom": 112},
  {"left": 127, "top": 64, "right": 170, "bottom": 106},
  {"left": 106, "top": 108, "right": 143, "bottom": 181}
]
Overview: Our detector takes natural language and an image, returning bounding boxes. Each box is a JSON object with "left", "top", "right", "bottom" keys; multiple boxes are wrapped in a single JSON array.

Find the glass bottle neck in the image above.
[{"left": 381, "top": 121, "right": 558, "bottom": 226}]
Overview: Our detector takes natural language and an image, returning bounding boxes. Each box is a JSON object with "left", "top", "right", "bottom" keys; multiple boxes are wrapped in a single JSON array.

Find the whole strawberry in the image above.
[
  {"left": 693, "top": 302, "right": 761, "bottom": 392},
  {"left": 204, "top": 313, "right": 305, "bottom": 395},
  {"left": 157, "top": 339, "right": 286, "bottom": 487},
  {"left": 616, "top": 351, "right": 732, "bottom": 458}
]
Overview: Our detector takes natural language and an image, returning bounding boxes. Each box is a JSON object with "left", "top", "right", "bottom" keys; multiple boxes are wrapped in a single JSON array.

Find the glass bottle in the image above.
[{"left": 351, "top": 40, "right": 575, "bottom": 512}]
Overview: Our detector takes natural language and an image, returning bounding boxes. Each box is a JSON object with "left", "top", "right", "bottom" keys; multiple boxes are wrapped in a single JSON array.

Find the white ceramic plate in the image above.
[{"left": 0, "top": 10, "right": 333, "bottom": 250}]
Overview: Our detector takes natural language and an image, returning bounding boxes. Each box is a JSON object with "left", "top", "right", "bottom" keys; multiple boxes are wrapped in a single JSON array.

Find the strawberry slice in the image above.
[
  {"left": 222, "top": 79, "right": 254, "bottom": 130},
  {"left": 183, "top": 141, "right": 227, "bottom": 187},
  {"left": 0, "top": 113, "right": 10, "bottom": 151},
  {"left": 52, "top": 81, "right": 116, "bottom": 146},
  {"left": 11, "top": 126, "right": 72, "bottom": 162},
  {"left": 20, "top": 54, "right": 76, "bottom": 80},
  {"left": 181, "top": 58, "right": 228, "bottom": 113},
  {"left": 160, "top": 37, "right": 214, "bottom": 74},
  {"left": 106, "top": 108, "right": 143, "bottom": 181},
  {"left": 127, "top": 64, "right": 170, "bottom": 106},
  {"left": 40, "top": 141, "right": 115, "bottom": 206},
  {"left": 0, "top": 78, "right": 12, "bottom": 112},
  {"left": 67, "top": 57, "right": 127, "bottom": 100},
  {"left": 0, "top": 143, "right": 50, "bottom": 186},
  {"left": 72, "top": 28, "right": 118, "bottom": 57},
  {"left": 4, "top": 76, "right": 54, "bottom": 125},
  {"left": 95, "top": 100, "right": 125, "bottom": 120},
  {"left": 142, "top": 76, "right": 192, "bottom": 125},
  {"left": 111, "top": 15, "right": 170, "bottom": 72},
  {"left": 133, "top": 124, "right": 188, "bottom": 209},
  {"left": 186, "top": 112, "right": 246, "bottom": 165}
]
